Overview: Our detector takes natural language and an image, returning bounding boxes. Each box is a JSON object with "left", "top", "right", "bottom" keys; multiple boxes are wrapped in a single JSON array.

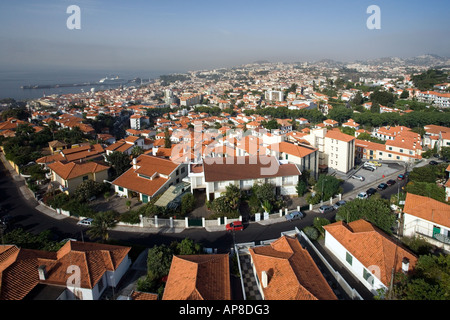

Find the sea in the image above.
[{"left": 0, "top": 69, "right": 169, "bottom": 102}]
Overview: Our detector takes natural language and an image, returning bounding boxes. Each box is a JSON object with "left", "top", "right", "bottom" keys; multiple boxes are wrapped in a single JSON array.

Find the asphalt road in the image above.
[{"left": 0, "top": 157, "right": 408, "bottom": 254}]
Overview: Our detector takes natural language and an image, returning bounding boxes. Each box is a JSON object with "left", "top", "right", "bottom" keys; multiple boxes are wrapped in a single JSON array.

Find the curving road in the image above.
[{"left": 0, "top": 157, "right": 407, "bottom": 253}]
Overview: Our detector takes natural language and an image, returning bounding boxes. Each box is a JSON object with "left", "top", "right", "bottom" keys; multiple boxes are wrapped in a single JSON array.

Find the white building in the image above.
[
  {"left": 323, "top": 220, "right": 418, "bottom": 296},
  {"left": 402, "top": 193, "right": 450, "bottom": 253},
  {"left": 188, "top": 156, "right": 301, "bottom": 201}
]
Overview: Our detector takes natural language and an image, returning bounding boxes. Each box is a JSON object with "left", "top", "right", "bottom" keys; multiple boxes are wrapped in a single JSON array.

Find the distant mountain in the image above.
[{"left": 361, "top": 54, "right": 450, "bottom": 67}]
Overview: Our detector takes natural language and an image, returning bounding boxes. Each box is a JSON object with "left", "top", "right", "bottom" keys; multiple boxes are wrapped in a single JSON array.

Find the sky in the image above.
[{"left": 0, "top": 0, "right": 449, "bottom": 75}]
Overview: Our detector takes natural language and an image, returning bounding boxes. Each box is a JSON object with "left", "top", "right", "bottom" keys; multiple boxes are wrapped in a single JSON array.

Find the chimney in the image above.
[
  {"left": 132, "top": 158, "right": 138, "bottom": 169},
  {"left": 261, "top": 271, "right": 269, "bottom": 288},
  {"left": 402, "top": 258, "right": 410, "bottom": 274},
  {"left": 38, "top": 265, "right": 47, "bottom": 280}
]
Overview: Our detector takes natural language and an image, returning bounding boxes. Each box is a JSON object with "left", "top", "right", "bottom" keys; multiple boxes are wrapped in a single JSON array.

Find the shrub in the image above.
[{"left": 303, "top": 226, "right": 319, "bottom": 240}]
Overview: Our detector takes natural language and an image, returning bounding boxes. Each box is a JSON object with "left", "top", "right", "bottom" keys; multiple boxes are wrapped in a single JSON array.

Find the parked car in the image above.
[
  {"left": 351, "top": 175, "right": 365, "bottom": 181},
  {"left": 398, "top": 174, "right": 405, "bottom": 180},
  {"left": 377, "top": 183, "right": 388, "bottom": 190},
  {"left": 362, "top": 165, "right": 375, "bottom": 172},
  {"left": 368, "top": 161, "right": 382, "bottom": 167},
  {"left": 357, "top": 192, "right": 368, "bottom": 200},
  {"left": 366, "top": 188, "right": 377, "bottom": 196},
  {"left": 363, "top": 162, "right": 377, "bottom": 169},
  {"left": 333, "top": 200, "right": 347, "bottom": 210},
  {"left": 319, "top": 205, "right": 334, "bottom": 214},
  {"left": 285, "top": 211, "right": 304, "bottom": 222},
  {"left": 386, "top": 179, "right": 396, "bottom": 186},
  {"left": 77, "top": 218, "right": 93, "bottom": 226},
  {"left": 226, "top": 221, "right": 244, "bottom": 231},
  {"left": 429, "top": 160, "right": 439, "bottom": 165}
]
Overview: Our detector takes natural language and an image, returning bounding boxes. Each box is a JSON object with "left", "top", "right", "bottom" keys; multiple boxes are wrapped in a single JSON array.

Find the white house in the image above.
[
  {"left": 0, "top": 240, "right": 131, "bottom": 300},
  {"left": 323, "top": 219, "right": 418, "bottom": 296},
  {"left": 402, "top": 193, "right": 450, "bottom": 253},
  {"left": 112, "top": 154, "right": 188, "bottom": 204},
  {"left": 188, "top": 156, "right": 301, "bottom": 201}
]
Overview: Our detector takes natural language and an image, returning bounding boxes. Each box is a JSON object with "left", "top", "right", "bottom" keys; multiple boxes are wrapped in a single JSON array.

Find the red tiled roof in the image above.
[
  {"left": 403, "top": 193, "right": 450, "bottom": 228},
  {"left": 0, "top": 241, "right": 130, "bottom": 300},
  {"left": 249, "top": 236, "right": 337, "bottom": 300},
  {"left": 48, "top": 161, "right": 109, "bottom": 180},
  {"left": 162, "top": 254, "right": 231, "bottom": 300},
  {"left": 323, "top": 220, "right": 418, "bottom": 287}
]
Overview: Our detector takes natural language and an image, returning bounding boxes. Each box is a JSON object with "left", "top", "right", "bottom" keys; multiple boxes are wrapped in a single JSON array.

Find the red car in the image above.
[{"left": 226, "top": 221, "right": 244, "bottom": 231}]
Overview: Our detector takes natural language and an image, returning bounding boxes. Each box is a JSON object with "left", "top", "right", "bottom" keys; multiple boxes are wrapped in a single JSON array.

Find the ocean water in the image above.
[{"left": 0, "top": 69, "right": 163, "bottom": 101}]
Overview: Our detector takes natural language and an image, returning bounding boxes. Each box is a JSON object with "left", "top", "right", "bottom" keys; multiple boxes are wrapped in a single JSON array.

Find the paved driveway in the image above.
[{"left": 341, "top": 162, "right": 404, "bottom": 194}]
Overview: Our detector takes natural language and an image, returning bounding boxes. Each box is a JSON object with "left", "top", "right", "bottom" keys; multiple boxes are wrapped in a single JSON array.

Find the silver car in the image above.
[
  {"left": 319, "top": 205, "right": 334, "bottom": 214},
  {"left": 285, "top": 211, "right": 304, "bottom": 221}
]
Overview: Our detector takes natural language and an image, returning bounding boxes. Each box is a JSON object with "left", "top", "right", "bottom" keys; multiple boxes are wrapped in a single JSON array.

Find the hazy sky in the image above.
[{"left": 0, "top": 0, "right": 449, "bottom": 74}]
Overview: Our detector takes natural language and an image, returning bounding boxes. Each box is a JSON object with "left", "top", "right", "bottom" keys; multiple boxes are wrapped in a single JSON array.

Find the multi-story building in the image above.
[
  {"left": 418, "top": 91, "right": 450, "bottom": 108},
  {"left": 303, "top": 128, "right": 355, "bottom": 174},
  {"left": 264, "top": 90, "right": 284, "bottom": 102}
]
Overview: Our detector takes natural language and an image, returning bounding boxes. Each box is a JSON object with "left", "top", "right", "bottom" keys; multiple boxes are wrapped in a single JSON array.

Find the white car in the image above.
[
  {"left": 363, "top": 162, "right": 377, "bottom": 170},
  {"left": 351, "top": 175, "right": 365, "bottom": 181},
  {"left": 77, "top": 218, "right": 93, "bottom": 226},
  {"left": 357, "top": 192, "right": 368, "bottom": 200}
]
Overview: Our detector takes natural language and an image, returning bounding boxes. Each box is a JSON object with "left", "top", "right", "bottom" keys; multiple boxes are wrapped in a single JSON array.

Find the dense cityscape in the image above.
[{"left": 0, "top": 0, "right": 449, "bottom": 313}]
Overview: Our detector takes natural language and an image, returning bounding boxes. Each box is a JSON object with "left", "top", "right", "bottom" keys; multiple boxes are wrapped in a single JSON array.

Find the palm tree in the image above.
[
  {"left": 131, "top": 146, "right": 144, "bottom": 158},
  {"left": 87, "top": 211, "right": 118, "bottom": 242}
]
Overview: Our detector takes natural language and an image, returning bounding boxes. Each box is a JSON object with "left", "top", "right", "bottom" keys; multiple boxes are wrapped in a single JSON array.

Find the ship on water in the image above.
[{"left": 98, "top": 76, "right": 127, "bottom": 85}]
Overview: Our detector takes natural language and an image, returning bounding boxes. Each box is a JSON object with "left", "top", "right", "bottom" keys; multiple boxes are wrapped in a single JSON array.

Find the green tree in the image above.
[
  {"left": 313, "top": 217, "right": 331, "bottom": 237},
  {"left": 164, "top": 128, "right": 172, "bottom": 148},
  {"left": 336, "top": 198, "right": 396, "bottom": 234},
  {"left": 147, "top": 244, "right": 173, "bottom": 281},
  {"left": 87, "top": 210, "right": 118, "bottom": 242},
  {"left": 315, "top": 175, "right": 343, "bottom": 202},
  {"left": 390, "top": 254, "right": 450, "bottom": 300},
  {"left": 180, "top": 193, "right": 195, "bottom": 216},
  {"left": 106, "top": 151, "right": 131, "bottom": 178},
  {"left": 173, "top": 238, "right": 202, "bottom": 255}
]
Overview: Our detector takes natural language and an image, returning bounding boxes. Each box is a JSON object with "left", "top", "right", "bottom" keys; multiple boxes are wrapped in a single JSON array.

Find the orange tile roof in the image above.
[
  {"left": 162, "top": 254, "right": 231, "bottom": 300},
  {"left": 403, "top": 193, "right": 450, "bottom": 228},
  {"left": 48, "top": 161, "right": 109, "bottom": 180},
  {"left": 249, "top": 236, "right": 337, "bottom": 300},
  {"left": 323, "top": 220, "right": 418, "bottom": 287},
  {"left": 0, "top": 241, "right": 130, "bottom": 300},
  {"left": 325, "top": 129, "right": 355, "bottom": 143},
  {"left": 268, "top": 141, "right": 317, "bottom": 158},
  {"left": 112, "top": 154, "right": 178, "bottom": 196}
]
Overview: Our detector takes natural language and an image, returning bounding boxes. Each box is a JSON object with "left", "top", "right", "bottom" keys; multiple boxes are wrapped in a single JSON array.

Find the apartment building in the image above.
[
  {"left": 418, "top": 91, "right": 450, "bottom": 108},
  {"left": 266, "top": 141, "right": 319, "bottom": 179},
  {"left": 355, "top": 135, "right": 422, "bottom": 163},
  {"left": 303, "top": 128, "right": 355, "bottom": 174},
  {"left": 423, "top": 124, "right": 450, "bottom": 151},
  {"left": 264, "top": 90, "right": 285, "bottom": 102}
]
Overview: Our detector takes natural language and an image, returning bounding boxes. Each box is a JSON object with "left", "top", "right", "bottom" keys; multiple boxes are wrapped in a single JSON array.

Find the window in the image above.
[
  {"left": 285, "top": 154, "right": 288, "bottom": 160},
  {"left": 389, "top": 147, "right": 392, "bottom": 151},
  {"left": 346, "top": 252, "right": 353, "bottom": 265},
  {"left": 363, "top": 268, "right": 374, "bottom": 286},
  {"left": 400, "top": 149, "right": 403, "bottom": 153},
  {"left": 388, "top": 154, "right": 392, "bottom": 158},
  {"left": 82, "top": 175, "right": 88, "bottom": 181}
]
